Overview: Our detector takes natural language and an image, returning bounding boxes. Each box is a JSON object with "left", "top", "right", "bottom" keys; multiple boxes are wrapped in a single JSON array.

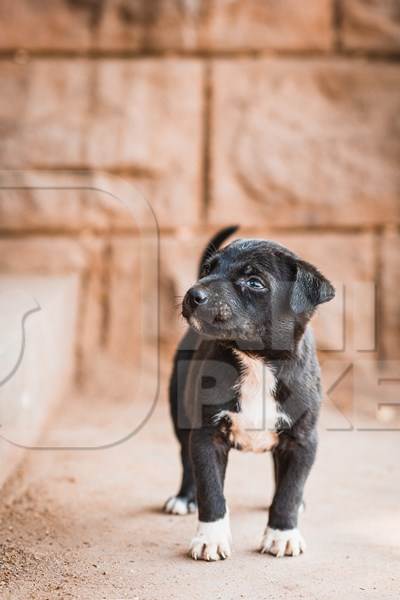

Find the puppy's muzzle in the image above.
[{"left": 182, "top": 284, "right": 232, "bottom": 325}]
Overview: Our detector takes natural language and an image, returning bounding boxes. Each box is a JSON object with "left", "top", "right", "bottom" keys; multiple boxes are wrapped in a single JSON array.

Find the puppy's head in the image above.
[{"left": 182, "top": 239, "right": 335, "bottom": 349}]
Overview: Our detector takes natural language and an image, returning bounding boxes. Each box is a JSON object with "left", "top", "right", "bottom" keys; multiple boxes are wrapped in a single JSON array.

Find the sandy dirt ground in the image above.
[{"left": 0, "top": 371, "right": 399, "bottom": 600}]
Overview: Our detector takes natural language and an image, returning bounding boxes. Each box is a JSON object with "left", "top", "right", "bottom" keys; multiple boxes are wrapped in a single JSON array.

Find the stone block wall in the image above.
[{"left": 0, "top": 0, "right": 399, "bottom": 393}]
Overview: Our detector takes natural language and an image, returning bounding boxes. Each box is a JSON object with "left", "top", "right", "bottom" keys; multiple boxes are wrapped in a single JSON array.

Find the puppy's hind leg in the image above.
[
  {"left": 164, "top": 430, "right": 196, "bottom": 515},
  {"left": 164, "top": 341, "right": 197, "bottom": 516}
]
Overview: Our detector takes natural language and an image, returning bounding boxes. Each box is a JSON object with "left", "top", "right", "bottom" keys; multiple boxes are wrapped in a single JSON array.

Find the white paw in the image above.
[
  {"left": 190, "top": 512, "right": 232, "bottom": 561},
  {"left": 260, "top": 527, "right": 306, "bottom": 558},
  {"left": 164, "top": 496, "right": 196, "bottom": 516}
]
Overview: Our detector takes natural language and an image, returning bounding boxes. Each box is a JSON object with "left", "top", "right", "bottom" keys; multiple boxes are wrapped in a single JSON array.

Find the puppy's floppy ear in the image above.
[{"left": 290, "top": 259, "right": 335, "bottom": 315}]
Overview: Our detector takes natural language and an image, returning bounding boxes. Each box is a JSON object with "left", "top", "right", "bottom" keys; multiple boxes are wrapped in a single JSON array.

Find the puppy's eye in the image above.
[
  {"left": 201, "top": 263, "right": 211, "bottom": 277},
  {"left": 245, "top": 276, "right": 265, "bottom": 290}
]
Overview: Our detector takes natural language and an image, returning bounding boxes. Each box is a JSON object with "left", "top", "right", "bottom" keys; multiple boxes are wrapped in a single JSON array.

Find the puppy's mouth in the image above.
[
  {"left": 187, "top": 314, "right": 232, "bottom": 338},
  {"left": 186, "top": 309, "right": 231, "bottom": 327},
  {"left": 182, "top": 301, "right": 233, "bottom": 335}
]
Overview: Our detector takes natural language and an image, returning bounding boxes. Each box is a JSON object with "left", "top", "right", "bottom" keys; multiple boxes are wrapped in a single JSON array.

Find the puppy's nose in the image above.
[{"left": 188, "top": 286, "right": 208, "bottom": 306}]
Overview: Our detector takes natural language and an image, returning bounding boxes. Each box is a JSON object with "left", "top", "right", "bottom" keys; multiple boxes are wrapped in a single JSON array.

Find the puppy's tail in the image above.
[{"left": 199, "top": 225, "right": 239, "bottom": 277}]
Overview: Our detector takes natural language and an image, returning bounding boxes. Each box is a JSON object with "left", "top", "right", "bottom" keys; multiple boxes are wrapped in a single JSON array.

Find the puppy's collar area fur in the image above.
[{"left": 217, "top": 328, "right": 311, "bottom": 363}]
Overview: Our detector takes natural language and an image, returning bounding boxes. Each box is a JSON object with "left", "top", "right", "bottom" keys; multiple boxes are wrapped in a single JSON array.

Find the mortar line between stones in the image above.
[
  {"left": 2, "top": 49, "right": 400, "bottom": 62},
  {"left": 75, "top": 269, "right": 90, "bottom": 388},
  {"left": 201, "top": 60, "right": 212, "bottom": 224},
  {"left": 374, "top": 226, "right": 385, "bottom": 361},
  {"left": 100, "top": 239, "right": 112, "bottom": 349},
  {"left": 0, "top": 224, "right": 390, "bottom": 239},
  {"left": 332, "top": 0, "right": 343, "bottom": 53}
]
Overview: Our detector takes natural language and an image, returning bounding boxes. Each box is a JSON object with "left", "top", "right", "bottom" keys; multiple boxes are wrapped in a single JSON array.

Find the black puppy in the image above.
[{"left": 164, "top": 226, "right": 334, "bottom": 561}]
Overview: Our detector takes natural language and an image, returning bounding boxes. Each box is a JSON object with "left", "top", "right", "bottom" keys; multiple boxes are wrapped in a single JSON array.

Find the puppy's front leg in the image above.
[
  {"left": 189, "top": 427, "right": 231, "bottom": 561},
  {"left": 260, "top": 430, "right": 317, "bottom": 558}
]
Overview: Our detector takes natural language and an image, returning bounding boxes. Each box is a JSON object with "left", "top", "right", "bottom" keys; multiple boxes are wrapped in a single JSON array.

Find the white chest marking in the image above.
[
  {"left": 215, "top": 352, "right": 291, "bottom": 453},
  {"left": 234, "top": 350, "right": 291, "bottom": 431}
]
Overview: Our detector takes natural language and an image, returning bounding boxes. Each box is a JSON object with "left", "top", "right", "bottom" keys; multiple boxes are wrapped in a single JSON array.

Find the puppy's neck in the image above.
[{"left": 220, "top": 325, "right": 309, "bottom": 363}]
